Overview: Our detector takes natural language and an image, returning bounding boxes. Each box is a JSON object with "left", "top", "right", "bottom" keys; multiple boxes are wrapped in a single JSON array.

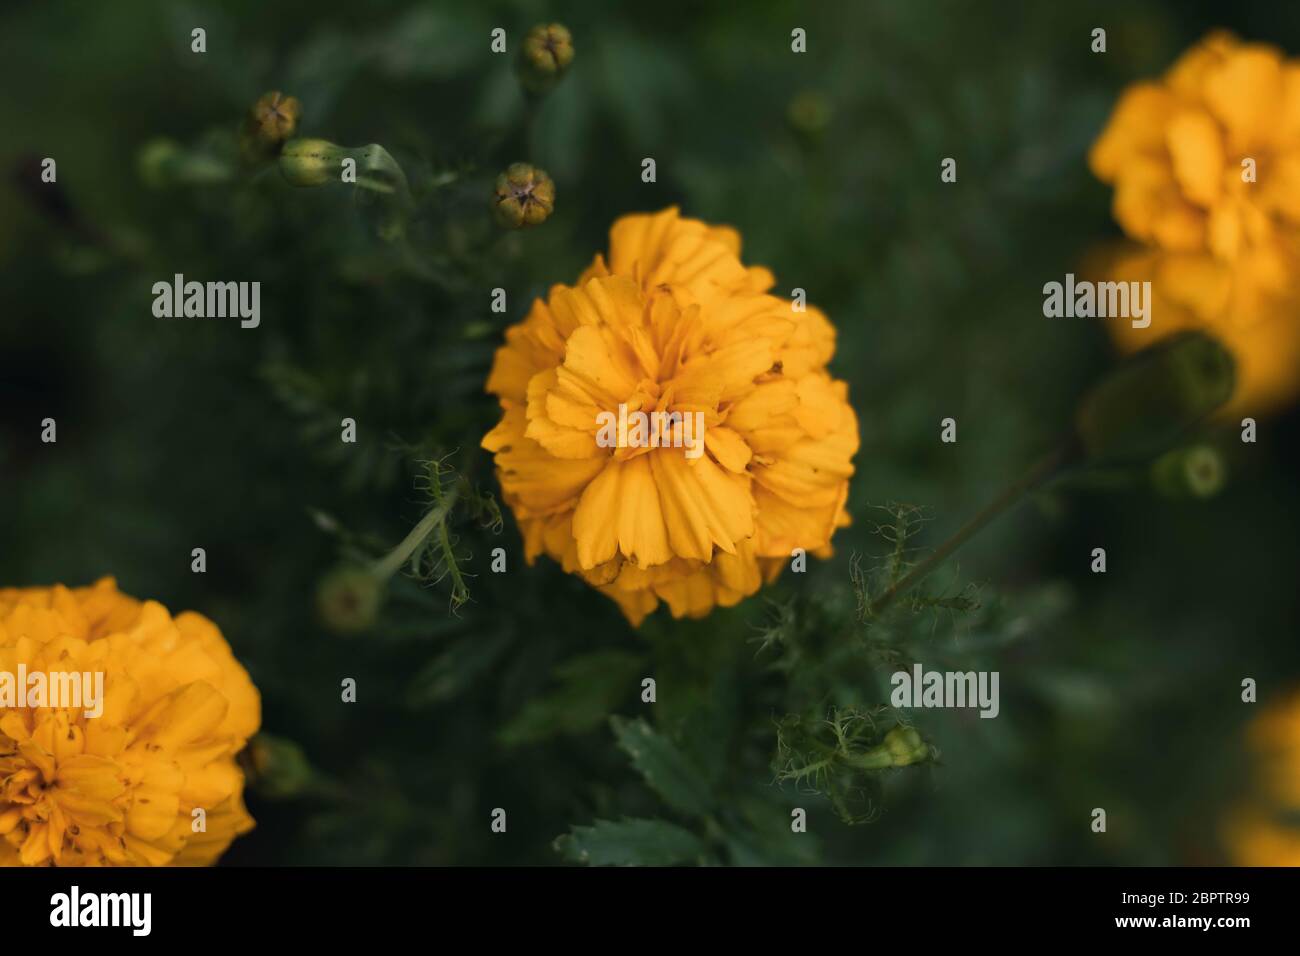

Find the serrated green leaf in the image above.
[
  {"left": 610, "top": 716, "right": 714, "bottom": 819},
  {"left": 497, "top": 651, "right": 644, "bottom": 747},
  {"left": 554, "top": 818, "right": 706, "bottom": 867}
]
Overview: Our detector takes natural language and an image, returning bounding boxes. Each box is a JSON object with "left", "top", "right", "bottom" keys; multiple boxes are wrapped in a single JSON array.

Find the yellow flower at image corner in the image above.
[
  {"left": 1222, "top": 689, "right": 1300, "bottom": 866},
  {"left": 1089, "top": 31, "right": 1300, "bottom": 415},
  {"left": 0, "top": 578, "right": 260, "bottom": 866},
  {"left": 1090, "top": 30, "right": 1300, "bottom": 265},
  {"left": 481, "top": 207, "right": 859, "bottom": 626}
]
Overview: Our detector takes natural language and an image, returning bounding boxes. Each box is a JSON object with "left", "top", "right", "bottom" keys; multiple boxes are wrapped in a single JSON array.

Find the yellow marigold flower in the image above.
[
  {"left": 482, "top": 207, "right": 858, "bottom": 626},
  {"left": 1222, "top": 689, "right": 1300, "bottom": 866},
  {"left": 1090, "top": 31, "right": 1300, "bottom": 263},
  {"left": 1089, "top": 31, "right": 1300, "bottom": 414},
  {"left": 0, "top": 578, "right": 260, "bottom": 866}
]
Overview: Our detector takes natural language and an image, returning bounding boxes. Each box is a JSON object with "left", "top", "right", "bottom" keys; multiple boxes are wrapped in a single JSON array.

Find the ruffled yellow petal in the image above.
[
  {"left": 573, "top": 457, "right": 672, "bottom": 570},
  {"left": 482, "top": 210, "right": 858, "bottom": 624},
  {"left": 1166, "top": 109, "right": 1224, "bottom": 208},
  {"left": 1202, "top": 45, "right": 1285, "bottom": 151},
  {"left": 651, "top": 450, "right": 754, "bottom": 562}
]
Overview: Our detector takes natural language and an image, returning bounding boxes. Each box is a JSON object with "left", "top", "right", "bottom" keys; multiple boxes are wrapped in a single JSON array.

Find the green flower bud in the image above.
[
  {"left": 517, "top": 23, "right": 574, "bottom": 94},
  {"left": 883, "top": 725, "right": 930, "bottom": 767},
  {"left": 241, "top": 733, "right": 318, "bottom": 799},
  {"left": 279, "top": 138, "right": 348, "bottom": 187},
  {"left": 844, "top": 724, "right": 934, "bottom": 770},
  {"left": 138, "top": 137, "right": 233, "bottom": 187},
  {"left": 1151, "top": 443, "right": 1226, "bottom": 499},
  {"left": 138, "top": 138, "right": 183, "bottom": 188},
  {"left": 788, "top": 91, "right": 832, "bottom": 136},
  {"left": 493, "top": 162, "right": 555, "bottom": 228},
  {"left": 1076, "top": 331, "right": 1235, "bottom": 463},
  {"left": 315, "top": 564, "right": 384, "bottom": 634}
]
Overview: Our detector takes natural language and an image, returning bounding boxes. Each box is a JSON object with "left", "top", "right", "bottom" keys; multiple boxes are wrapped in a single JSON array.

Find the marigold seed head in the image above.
[
  {"left": 517, "top": 24, "right": 574, "bottom": 94},
  {"left": 493, "top": 162, "right": 555, "bottom": 228},
  {"left": 315, "top": 565, "right": 384, "bottom": 634}
]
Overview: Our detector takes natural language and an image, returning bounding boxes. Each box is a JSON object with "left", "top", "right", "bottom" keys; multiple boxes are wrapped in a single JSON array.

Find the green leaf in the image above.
[
  {"left": 406, "top": 631, "right": 512, "bottom": 708},
  {"left": 610, "top": 716, "right": 714, "bottom": 819},
  {"left": 367, "top": 6, "right": 487, "bottom": 80},
  {"left": 497, "top": 651, "right": 644, "bottom": 747},
  {"left": 554, "top": 818, "right": 706, "bottom": 867}
]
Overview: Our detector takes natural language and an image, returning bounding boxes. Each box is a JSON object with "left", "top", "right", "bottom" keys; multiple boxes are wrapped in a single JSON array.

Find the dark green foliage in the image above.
[{"left": 2, "top": 0, "right": 1298, "bottom": 867}]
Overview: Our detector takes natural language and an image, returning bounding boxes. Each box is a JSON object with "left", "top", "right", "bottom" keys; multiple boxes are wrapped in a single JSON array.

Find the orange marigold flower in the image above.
[
  {"left": 1222, "top": 689, "right": 1300, "bottom": 866},
  {"left": 0, "top": 578, "right": 260, "bottom": 866},
  {"left": 482, "top": 207, "right": 858, "bottom": 626},
  {"left": 1090, "top": 31, "right": 1300, "bottom": 414},
  {"left": 1090, "top": 31, "right": 1300, "bottom": 263}
]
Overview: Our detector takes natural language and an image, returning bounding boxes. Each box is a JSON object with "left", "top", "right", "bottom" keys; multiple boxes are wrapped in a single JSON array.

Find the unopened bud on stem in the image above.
[
  {"left": 517, "top": 24, "right": 574, "bottom": 95},
  {"left": 241, "top": 733, "right": 319, "bottom": 799},
  {"left": 315, "top": 565, "right": 384, "bottom": 634},
  {"left": 1076, "top": 331, "right": 1234, "bottom": 463},
  {"left": 493, "top": 162, "right": 555, "bottom": 228},
  {"left": 279, "top": 138, "right": 349, "bottom": 187},
  {"left": 845, "top": 725, "right": 934, "bottom": 769},
  {"left": 1151, "top": 444, "right": 1226, "bottom": 499},
  {"left": 244, "top": 91, "right": 301, "bottom": 156}
]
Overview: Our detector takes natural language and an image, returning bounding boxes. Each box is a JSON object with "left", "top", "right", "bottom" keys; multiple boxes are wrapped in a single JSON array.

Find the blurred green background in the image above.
[{"left": 1, "top": 0, "right": 1297, "bottom": 865}]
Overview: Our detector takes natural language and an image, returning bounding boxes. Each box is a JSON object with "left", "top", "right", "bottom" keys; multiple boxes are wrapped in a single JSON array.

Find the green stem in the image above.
[
  {"left": 865, "top": 437, "right": 1080, "bottom": 618},
  {"left": 842, "top": 747, "right": 895, "bottom": 771},
  {"left": 370, "top": 484, "right": 460, "bottom": 582}
]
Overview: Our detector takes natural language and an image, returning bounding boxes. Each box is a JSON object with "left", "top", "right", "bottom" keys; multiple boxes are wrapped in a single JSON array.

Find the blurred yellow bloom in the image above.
[
  {"left": 1222, "top": 690, "right": 1300, "bottom": 866},
  {"left": 0, "top": 578, "right": 260, "bottom": 866},
  {"left": 1090, "top": 31, "right": 1300, "bottom": 414},
  {"left": 482, "top": 208, "right": 858, "bottom": 625},
  {"left": 1090, "top": 30, "right": 1300, "bottom": 264}
]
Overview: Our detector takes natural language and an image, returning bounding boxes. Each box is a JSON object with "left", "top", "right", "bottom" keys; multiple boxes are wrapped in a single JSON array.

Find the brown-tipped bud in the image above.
[
  {"left": 315, "top": 565, "right": 384, "bottom": 634},
  {"left": 248, "top": 91, "right": 301, "bottom": 146},
  {"left": 1151, "top": 444, "right": 1226, "bottom": 499},
  {"left": 493, "top": 162, "right": 555, "bottom": 228},
  {"left": 241, "top": 734, "right": 318, "bottom": 799},
  {"left": 517, "top": 24, "right": 574, "bottom": 94},
  {"left": 240, "top": 92, "right": 302, "bottom": 166},
  {"left": 1076, "top": 331, "right": 1235, "bottom": 463}
]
